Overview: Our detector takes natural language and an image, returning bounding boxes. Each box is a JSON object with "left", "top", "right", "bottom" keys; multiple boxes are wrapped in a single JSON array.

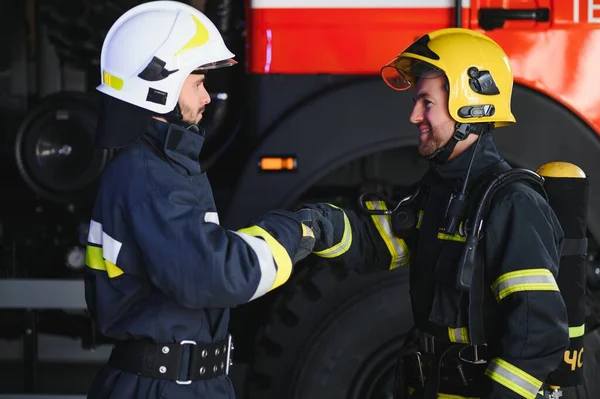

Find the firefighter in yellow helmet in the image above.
[
  {"left": 381, "top": 27, "right": 515, "bottom": 163},
  {"left": 296, "top": 28, "right": 570, "bottom": 398}
]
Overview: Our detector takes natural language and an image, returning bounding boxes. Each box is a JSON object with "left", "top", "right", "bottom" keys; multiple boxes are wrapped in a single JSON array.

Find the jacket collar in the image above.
[
  {"left": 144, "top": 119, "right": 205, "bottom": 175},
  {"left": 428, "top": 133, "right": 506, "bottom": 185}
]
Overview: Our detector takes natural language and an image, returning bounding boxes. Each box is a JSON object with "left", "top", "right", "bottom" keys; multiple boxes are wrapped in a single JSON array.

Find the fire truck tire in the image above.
[{"left": 245, "top": 263, "right": 412, "bottom": 399}]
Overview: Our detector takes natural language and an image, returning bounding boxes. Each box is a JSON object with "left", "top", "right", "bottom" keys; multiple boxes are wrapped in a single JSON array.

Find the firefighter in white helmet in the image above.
[{"left": 85, "top": 2, "right": 315, "bottom": 398}]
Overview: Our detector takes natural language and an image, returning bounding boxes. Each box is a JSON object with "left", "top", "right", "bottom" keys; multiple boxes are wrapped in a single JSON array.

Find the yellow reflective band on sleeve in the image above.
[
  {"left": 437, "top": 232, "right": 467, "bottom": 242},
  {"left": 237, "top": 225, "right": 292, "bottom": 290},
  {"left": 86, "top": 245, "right": 104, "bottom": 270},
  {"left": 485, "top": 358, "right": 542, "bottom": 399},
  {"left": 438, "top": 394, "right": 479, "bottom": 399},
  {"left": 490, "top": 269, "right": 559, "bottom": 302},
  {"left": 233, "top": 231, "right": 277, "bottom": 300},
  {"left": 448, "top": 327, "right": 469, "bottom": 344},
  {"left": 102, "top": 71, "right": 123, "bottom": 90},
  {"left": 569, "top": 324, "right": 585, "bottom": 338},
  {"left": 85, "top": 220, "right": 124, "bottom": 278},
  {"left": 174, "top": 14, "right": 210, "bottom": 56},
  {"left": 85, "top": 245, "right": 124, "bottom": 278},
  {"left": 365, "top": 201, "right": 409, "bottom": 269},
  {"left": 312, "top": 204, "right": 352, "bottom": 259}
]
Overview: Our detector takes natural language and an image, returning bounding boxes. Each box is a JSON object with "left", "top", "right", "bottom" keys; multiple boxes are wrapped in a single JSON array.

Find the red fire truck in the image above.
[
  {"left": 1, "top": 0, "right": 599, "bottom": 397},
  {"left": 234, "top": 1, "right": 600, "bottom": 397}
]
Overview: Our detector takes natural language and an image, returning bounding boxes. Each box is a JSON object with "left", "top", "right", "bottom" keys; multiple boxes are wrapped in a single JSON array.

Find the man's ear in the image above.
[{"left": 443, "top": 75, "right": 450, "bottom": 92}]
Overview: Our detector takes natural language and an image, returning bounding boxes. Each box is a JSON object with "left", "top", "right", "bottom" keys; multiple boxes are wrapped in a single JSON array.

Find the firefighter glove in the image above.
[
  {"left": 295, "top": 206, "right": 336, "bottom": 252},
  {"left": 294, "top": 223, "right": 316, "bottom": 263}
]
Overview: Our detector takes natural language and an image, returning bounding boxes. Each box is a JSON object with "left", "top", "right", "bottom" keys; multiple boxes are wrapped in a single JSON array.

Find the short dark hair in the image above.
[{"left": 414, "top": 72, "right": 449, "bottom": 92}]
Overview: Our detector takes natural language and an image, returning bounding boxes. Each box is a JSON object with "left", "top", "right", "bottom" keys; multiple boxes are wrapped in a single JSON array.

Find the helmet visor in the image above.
[
  {"left": 192, "top": 58, "right": 238, "bottom": 73},
  {"left": 381, "top": 57, "right": 444, "bottom": 91}
]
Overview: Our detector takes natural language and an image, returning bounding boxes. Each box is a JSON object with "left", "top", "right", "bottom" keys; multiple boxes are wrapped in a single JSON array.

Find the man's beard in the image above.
[
  {"left": 180, "top": 104, "right": 204, "bottom": 124},
  {"left": 418, "top": 124, "right": 456, "bottom": 159},
  {"left": 418, "top": 130, "right": 443, "bottom": 158}
]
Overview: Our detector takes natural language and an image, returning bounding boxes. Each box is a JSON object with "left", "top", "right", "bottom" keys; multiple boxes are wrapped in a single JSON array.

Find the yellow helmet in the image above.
[{"left": 381, "top": 28, "right": 515, "bottom": 128}]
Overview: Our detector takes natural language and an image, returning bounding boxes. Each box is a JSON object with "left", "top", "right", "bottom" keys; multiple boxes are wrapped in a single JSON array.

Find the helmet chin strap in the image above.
[
  {"left": 427, "top": 122, "right": 493, "bottom": 164},
  {"left": 160, "top": 103, "right": 186, "bottom": 125},
  {"left": 427, "top": 136, "right": 459, "bottom": 164},
  {"left": 157, "top": 103, "right": 200, "bottom": 132}
]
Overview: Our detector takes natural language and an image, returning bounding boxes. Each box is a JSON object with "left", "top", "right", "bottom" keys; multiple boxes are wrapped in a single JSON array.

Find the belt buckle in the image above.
[
  {"left": 176, "top": 340, "right": 197, "bottom": 385},
  {"left": 225, "top": 334, "right": 234, "bottom": 375},
  {"left": 420, "top": 333, "right": 435, "bottom": 354}
]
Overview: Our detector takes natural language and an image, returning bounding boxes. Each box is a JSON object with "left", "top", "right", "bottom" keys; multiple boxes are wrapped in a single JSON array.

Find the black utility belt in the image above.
[
  {"left": 408, "top": 332, "right": 567, "bottom": 398},
  {"left": 108, "top": 335, "right": 233, "bottom": 384},
  {"left": 415, "top": 330, "right": 487, "bottom": 362}
]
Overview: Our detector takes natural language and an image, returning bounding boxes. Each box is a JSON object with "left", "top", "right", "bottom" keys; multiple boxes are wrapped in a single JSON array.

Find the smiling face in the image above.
[
  {"left": 409, "top": 74, "right": 479, "bottom": 161},
  {"left": 178, "top": 73, "right": 211, "bottom": 124},
  {"left": 409, "top": 74, "right": 456, "bottom": 159}
]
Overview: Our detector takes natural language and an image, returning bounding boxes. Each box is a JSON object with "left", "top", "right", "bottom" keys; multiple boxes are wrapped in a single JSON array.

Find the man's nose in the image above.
[
  {"left": 409, "top": 104, "right": 422, "bottom": 124},
  {"left": 201, "top": 87, "right": 211, "bottom": 105}
]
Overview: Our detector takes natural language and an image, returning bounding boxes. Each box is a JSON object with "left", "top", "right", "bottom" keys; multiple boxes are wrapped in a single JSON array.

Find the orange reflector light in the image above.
[{"left": 259, "top": 156, "right": 297, "bottom": 171}]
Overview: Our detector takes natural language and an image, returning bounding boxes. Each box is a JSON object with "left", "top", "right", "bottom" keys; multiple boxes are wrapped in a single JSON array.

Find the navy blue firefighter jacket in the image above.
[
  {"left": 84, "top": 119, "right": 305, "bottom": 398},
  {"left": 300, "top": 134, "right": 569, "bottom": 399}
]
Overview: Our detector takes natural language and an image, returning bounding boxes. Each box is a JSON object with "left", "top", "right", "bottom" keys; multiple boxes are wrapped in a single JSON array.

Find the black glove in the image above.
[
  {"left": 293, "top": 223, "right": 316, "bottom": 263},
  {"left": 295, "top": 207, "right": 335, "bottom": 252}
]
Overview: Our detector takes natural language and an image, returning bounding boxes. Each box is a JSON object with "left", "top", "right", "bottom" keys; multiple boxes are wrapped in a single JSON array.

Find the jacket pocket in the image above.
[{"left": 429, "top": 242, "right": 469, "bottom": 328}]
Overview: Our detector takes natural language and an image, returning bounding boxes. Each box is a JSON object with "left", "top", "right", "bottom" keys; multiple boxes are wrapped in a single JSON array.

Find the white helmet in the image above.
[{"left": 97, "top": 0, "right": 236, "bottom": 114}]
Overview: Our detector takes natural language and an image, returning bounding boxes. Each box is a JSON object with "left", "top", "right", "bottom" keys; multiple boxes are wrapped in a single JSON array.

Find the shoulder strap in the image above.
[
  {"left": 459, "top": 166, "right": 546, "bottom": 346},
  {"left": 465, "top": 160, "right": 512, "bottom": 205}
]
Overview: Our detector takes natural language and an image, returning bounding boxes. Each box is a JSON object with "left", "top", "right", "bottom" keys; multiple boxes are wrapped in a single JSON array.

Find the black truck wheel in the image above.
[
  {"left": 244, "top": 263, "right": 600, "bottom": 399},
  {"left": 245, "top": 263, "right": 412, "bottom": 399},
  {"left": 14, "top": 92, "right": 110, "bottom": 204}
]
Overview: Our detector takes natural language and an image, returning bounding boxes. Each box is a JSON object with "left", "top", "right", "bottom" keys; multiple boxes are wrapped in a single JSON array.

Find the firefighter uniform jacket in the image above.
[
  {"left": 85, "top": 119, "right": 305, "bottom": 399},
  {"left": 305, "top": 134, "right": 569, "bottom": 399}
]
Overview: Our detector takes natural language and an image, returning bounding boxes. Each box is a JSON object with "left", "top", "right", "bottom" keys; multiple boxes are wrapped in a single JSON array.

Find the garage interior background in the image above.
[{"left": 2, "top": 0, "right": 600, "bottom": 398}]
